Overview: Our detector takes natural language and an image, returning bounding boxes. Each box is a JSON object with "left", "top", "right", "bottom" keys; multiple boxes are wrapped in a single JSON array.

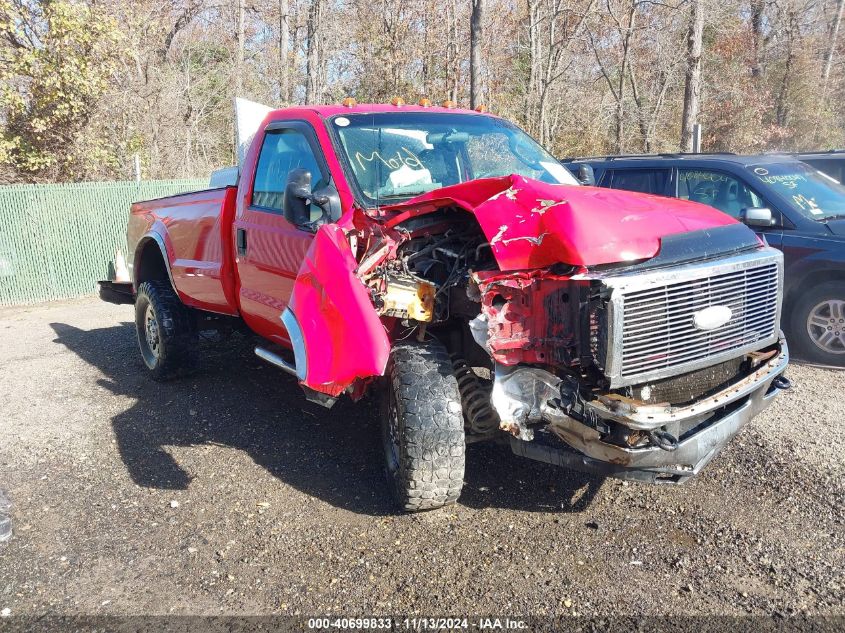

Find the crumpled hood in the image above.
[{"left": 382, "top": 175, "right": 739, "bottom": 270}]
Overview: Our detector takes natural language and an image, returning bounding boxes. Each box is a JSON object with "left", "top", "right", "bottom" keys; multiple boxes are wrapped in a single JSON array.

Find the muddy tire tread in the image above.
[
  {"left": 386, "top": 341, "right": 466, "bottom": 512},
  {"left": 135, "top": 280, "right": 197, "bottom": 381}
]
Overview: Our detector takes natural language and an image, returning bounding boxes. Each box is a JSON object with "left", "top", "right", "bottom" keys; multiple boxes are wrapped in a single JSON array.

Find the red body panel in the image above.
[
  {"left": 382, "top": 175, "right": 738, "bottom": 270},
  {"left": 128, "top": 186, "right": 238, "bottom": 315},
  {"left": 472, "top": 269, "right": 583, "bottom": 367},
  {"left": 288, "top": 224, "right": 391, "bottom": 395}
]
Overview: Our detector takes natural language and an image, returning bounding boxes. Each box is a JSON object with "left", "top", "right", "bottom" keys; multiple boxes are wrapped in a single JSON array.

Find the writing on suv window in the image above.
[{"left": 752, "top": 163, "right": 845, "bottom": 221}]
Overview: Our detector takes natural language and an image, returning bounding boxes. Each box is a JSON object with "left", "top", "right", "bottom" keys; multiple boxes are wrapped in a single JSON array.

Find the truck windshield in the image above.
[
  {"left": 751, "top": 162, "right": 845, "bottom": 221},
  {"left": 329, "top": 112, "right": 577, "bottom": 205}
]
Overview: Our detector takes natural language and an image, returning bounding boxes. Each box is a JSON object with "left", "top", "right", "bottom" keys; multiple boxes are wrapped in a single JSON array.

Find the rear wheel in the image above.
[
  {"left": 135, "top": 280, "right": 197, "bottom": 380},
  {"left": 381, "top": 340, "right": 465, "bottom": 512},
  {"left": 790, "top": 281, "right": 845, "bottom": 367}
]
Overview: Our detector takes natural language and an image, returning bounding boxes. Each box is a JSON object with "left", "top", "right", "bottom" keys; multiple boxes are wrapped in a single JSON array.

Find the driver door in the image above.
[{"left": 235, "top": 122, "right": 329, "bottom": 343}]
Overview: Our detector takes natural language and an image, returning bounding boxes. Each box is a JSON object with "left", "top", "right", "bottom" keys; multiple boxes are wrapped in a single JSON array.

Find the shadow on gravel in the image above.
[
  {"left": 51, "top": 321, "right": 601, "bottom": 516},
  {"left": 461, "top": 443, "right": 604, "bottom": 513}
]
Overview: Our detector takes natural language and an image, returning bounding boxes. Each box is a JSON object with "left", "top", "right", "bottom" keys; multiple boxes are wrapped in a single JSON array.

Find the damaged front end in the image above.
[
  {"left": 474, "top": 245, "right": 790, "bottom": 483},
  {"left": 287, "top": 174, "right": 789, "bottom": 484},
  {"left": 498, "top": 339, "right": 788, "bottom": 483}
]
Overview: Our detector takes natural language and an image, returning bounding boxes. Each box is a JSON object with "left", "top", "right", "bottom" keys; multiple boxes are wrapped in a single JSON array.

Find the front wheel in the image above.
[
  {"left": 381, "top": 341, "right": 465, "bottom": 512},
  {"left": 790, "top": 281, "right": 845, "bottom": 367}
]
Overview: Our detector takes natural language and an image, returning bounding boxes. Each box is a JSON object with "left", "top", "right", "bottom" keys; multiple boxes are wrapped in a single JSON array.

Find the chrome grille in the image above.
[
  {"left": 599, "top": 248, "right": 783, "bottom": 388},
  {"left": 622, "top": 263, "right": 778, "bottom": 377}
]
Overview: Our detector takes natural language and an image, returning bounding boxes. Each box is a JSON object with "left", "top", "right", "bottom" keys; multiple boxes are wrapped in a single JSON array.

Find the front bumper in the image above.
[{"left": 507, "top": 335, "right": 790, "bottom": 484}]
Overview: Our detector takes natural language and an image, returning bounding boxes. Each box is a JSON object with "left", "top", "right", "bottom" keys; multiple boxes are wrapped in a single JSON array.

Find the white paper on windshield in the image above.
[
  {"left": 540, "top": 161, "right": 579, "bottom": 185},
  {"left": 388, "top": 164, "right": 433, "bottom": 191}
]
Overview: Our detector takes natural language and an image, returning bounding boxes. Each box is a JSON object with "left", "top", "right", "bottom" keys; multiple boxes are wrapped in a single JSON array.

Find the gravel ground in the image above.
[{"left": 0, "top": 297, "right": 843, "bottom": 618}]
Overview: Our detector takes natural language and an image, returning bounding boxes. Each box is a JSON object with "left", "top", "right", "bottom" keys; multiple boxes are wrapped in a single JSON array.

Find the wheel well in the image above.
[
  {"left": 134, "top": 239, "right": 171, "bottom": 288},
  {"left": 788, "top": 269, "right": 845, "bottom": 305}
]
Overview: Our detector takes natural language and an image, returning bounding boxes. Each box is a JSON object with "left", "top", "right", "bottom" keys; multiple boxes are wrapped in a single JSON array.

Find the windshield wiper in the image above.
[{"left": 380, "top": 191, "right": 430, "bottom": 199}]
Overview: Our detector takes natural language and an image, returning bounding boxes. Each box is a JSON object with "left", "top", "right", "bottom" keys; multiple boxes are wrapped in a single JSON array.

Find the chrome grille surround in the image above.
[{"left": 598, "top": 247, "right": 783, "bottom": 389}]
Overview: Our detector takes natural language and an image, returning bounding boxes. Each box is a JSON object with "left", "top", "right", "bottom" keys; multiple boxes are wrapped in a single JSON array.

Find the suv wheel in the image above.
[
  {"left": 790, "top": 281, "right": 845, "bottom": 367},
  {"left": 135, "top": 281, "right": 197, "bottom": 380},
  {"left": 381, "top": 340, "right": 465, "bottom": 512}
]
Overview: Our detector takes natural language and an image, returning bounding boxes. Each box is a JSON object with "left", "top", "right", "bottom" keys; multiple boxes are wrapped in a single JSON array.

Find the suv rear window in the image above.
[
  {"left": 606, "top": 169, "right": 669, "bottom": 195},
  {"left": 801, "top": 158, "right": 843, "bottom": 184}
]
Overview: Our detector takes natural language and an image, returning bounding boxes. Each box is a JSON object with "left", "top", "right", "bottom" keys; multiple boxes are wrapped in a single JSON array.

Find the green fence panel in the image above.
[{"left": 0, "top": 179, "right": 207, "bottom": 306}]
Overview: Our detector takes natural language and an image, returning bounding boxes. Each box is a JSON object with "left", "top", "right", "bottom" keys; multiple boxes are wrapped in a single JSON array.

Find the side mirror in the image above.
[
  {"left": 576, "top": 163, "right": 596, "bottom": 186},
  {"left": 742, "top": 207, "right": 775, "bottom": 227},
  {"left": 283, "top": 168, "right": 330, "bottom": 229}
]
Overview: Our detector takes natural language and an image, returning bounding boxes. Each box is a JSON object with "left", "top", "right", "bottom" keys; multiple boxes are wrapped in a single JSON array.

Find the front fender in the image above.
[{"left": 285, "top": 224, "right": 390, "bottom": 396}]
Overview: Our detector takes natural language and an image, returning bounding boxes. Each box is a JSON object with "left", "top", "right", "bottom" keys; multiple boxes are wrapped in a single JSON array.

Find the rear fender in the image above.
[
  {"left": 284, "top": 224, "right": 390, "bottom": 396},
  {"left": 133, "top": 230, "right": 174, "bottom": 291}
]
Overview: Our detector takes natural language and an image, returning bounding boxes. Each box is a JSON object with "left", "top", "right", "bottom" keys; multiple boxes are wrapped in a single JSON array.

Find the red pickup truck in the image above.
[{"left": 102, "top": 102, "right": 790, "bottom": 511}]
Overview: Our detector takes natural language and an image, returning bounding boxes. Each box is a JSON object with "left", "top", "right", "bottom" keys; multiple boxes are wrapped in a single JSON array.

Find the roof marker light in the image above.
[
  {"left": 418, "top": 98, "right": 432, "bottom": 107},
  {"left": 390, "top": 96, "right": 405, "bottom": 106},
  {"left": 342, "top": 97, "right": 357, "bottom": 107},
  {"left": 474, "top": 104, "right": 487, "bottom": 113},
  {"left": 441, "top": 100, "right": 457, "bottom": 109}
]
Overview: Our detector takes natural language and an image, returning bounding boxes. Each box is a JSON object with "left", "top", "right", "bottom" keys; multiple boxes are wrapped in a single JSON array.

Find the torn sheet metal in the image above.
[
  {"left": 472, "top": 269, "right": 581, "bottom": 368},
  {"left": 491, "top": 365, "right": 563, "bottom": 441},
  {"left": 288, "top": 223, "right": 390, "bottom": 396},
  {"left": 380, "top": 175, "right": 737, "bottom": 271}
]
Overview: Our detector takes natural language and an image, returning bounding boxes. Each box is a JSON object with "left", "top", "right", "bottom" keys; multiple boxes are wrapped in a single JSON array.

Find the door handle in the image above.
[{"left": 236, "top": 228, "right": 247, "bottom": 256}]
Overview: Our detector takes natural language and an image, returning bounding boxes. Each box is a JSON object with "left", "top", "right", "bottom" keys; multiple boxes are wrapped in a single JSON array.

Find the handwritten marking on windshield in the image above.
[
  {"left": 680, "top": 171, "right": 727, "bottom": 182},
  {"left": 792, "top": 193, "right": 822, "bottom": 214},
  {"left": 354, "top": 146, "right": 422, "bottom": 172},
  {"left": 757, "top": 174, "right": 806, "bottom": 189}
]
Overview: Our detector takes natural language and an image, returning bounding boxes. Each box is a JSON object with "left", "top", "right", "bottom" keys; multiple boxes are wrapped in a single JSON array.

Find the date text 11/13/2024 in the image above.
[{"left": 306, "top": 617, "right": 529, "bottom": 630}]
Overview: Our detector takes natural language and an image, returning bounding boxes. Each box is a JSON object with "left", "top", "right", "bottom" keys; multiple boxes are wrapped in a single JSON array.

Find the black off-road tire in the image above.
[
  {"left": 789, "top": 281, "right": 845, "bottom": 367},
  {"left": 381, "top": 340, "right": 466, "bottom": 512},
  {"left": 135, "top": 280, "right": 197, "bottom": 381}
]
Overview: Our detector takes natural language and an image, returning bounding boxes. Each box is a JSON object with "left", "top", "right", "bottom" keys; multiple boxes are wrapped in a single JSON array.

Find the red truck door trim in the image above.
[{"left": 233, "top": 120, "right": 331, "bottom": 344}]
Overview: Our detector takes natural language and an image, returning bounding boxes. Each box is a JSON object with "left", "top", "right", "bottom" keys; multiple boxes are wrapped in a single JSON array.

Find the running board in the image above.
[{"left": 254, "top": 346, "right": 297, "bottom": 377}]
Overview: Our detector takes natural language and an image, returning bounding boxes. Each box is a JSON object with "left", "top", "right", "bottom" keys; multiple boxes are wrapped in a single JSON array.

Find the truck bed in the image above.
[{"left": 128, "top": 186, "right": 239, "bottom": 315}]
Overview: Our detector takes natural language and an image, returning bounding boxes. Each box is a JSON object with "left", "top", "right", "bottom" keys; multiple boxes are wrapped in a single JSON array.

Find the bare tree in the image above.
[
  {"left": 236, "top": 0, "right": 245, "bottom": 96},
  {"left": 680, "top": 0, "right": 704, "bottom": 151},
  {"left": 470, "top": 0, "right": 484, "bottom": 108},
  {"left": 775, "top": 6, "right": 799, "bottom": 127},
  {"left": 588, "top": 0, "right": 639, "bottom": 153},
  {"left": 446, "top": 0, "right": 460, "bottom": 101},
  {"left": 7, "top": 0, "right": 845, "bottom": 183},
  {"left": 279, "top": 0, "right": 290, "bottom": 103},
  {"left": 750, "top": 0, "right": 766, "bottom": 78},
  {"left": 822, "top": 0, "right": 845, "bottom": 89},
  {"left": 305, "top": 0, "right": 324, "bottom": 104}
]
